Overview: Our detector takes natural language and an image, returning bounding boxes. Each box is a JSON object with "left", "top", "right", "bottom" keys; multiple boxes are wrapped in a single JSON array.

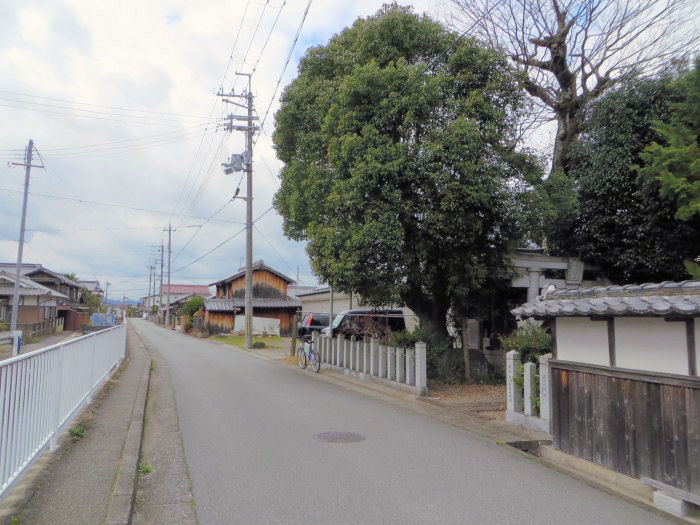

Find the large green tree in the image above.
[
  {"left": 273, "top": 6, "right": 537, "bottom": 337},
  {"left": 570, "top": 74, "right": 700, "bottom": 283}
]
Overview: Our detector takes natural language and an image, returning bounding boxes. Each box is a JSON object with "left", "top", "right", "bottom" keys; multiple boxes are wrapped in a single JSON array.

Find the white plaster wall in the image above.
[
  {"left": 696, "top": 318, "right": 699, "bottom": 377},
  {"left": 615, "top": 317, "right": 687, "bottom": 375},
  {"left": 556, "top": 317, "right": 609, "bottom": 366}
]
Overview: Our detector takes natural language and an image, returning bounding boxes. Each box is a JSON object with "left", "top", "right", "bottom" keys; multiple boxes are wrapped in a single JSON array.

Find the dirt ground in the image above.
[{"left": 428, "top": 383, "right": 506, "bottom": 403}]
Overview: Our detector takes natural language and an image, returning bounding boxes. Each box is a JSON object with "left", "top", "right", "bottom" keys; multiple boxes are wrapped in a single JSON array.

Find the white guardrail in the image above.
[{"left": 0, "top": 321, "right": 127, "bottom": 497}]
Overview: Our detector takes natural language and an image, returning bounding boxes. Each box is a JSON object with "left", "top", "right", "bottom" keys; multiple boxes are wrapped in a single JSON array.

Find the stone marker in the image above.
[{"left": 506, "top": 350, "right": 523, "bottom": 413}]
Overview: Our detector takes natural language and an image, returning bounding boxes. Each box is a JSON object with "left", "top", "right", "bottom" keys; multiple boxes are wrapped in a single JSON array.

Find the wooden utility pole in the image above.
[
  {"left": 164, "top": 223, "right": 174, "bottom": 327},
  {"left": 9, "top": 139, "right": 44, "bottom": 333},
  {"left": 291, "top": 310, "right": 299, "bottom": 357}
]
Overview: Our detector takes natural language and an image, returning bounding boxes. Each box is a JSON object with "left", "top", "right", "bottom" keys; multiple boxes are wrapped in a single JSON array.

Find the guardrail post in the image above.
[
  {"left": 415, "top": 341, "right": 427, "bottom": 394},
  {"left": 506, "top": 350, "right": 523, "bottom": 413}
]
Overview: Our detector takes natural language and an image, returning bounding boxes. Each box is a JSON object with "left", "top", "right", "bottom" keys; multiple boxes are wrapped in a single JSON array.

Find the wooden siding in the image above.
[
  {"left": 217, "top": 269, "right": 289, "bottom": 299},
  {"left": 204, "top": 307, "right": 295, "bottom": 335},
  {"left": 551, "top": 360, "right": 700, "bottom": 496}
]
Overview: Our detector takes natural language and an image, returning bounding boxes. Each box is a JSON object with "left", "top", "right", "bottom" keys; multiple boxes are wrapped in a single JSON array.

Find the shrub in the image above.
[
  {"left": 501, "top": 323, "right": 552, "bottom": 363},
  {"left": 252, "top": 341, "right": 266, "bottom": 349}
]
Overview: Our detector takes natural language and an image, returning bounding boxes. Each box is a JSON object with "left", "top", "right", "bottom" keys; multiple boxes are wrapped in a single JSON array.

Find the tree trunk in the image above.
[{"left": 551, "top": 101, "right": 581, "bottom": 175}]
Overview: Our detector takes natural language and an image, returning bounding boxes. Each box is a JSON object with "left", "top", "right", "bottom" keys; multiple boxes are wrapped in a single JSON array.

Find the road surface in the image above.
[{"left": 131, "top": 319, "right": 670, "bottom": 525}]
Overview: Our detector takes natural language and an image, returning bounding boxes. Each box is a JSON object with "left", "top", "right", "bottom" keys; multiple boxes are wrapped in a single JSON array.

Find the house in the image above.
[
  {"left": 0, "top": 270, "right": 68, "bottom": 335},
  {"left": 203, "top": 261, "right": 301, "bottom": 335},
  {"left": 511, "top": 280, "right": 699, "bottom": 509},
  {"left": 142, "top": 284, "right": 211, "bottom": 319},
  {"left": 0, "top": 263, "right": 90, "bottom": 331}
]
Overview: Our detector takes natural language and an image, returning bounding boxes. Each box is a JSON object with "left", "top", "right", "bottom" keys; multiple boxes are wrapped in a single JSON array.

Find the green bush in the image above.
[
  {"left": 182, "top": 296, "right": 204, "bottom": 317},
  {"left": 252, "top": 341, "right": 266, "bottom": 349},
  {"left": 501, "top": 323, "right": 551, "bottom": 363}
]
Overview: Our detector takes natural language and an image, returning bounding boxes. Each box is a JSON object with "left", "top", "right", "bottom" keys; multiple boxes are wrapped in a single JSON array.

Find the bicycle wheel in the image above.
[
  {"left": 297, "top": 346, "right": 307, "bottom": 369},
  {"left": 310, "top": 350, "right": 321, "bottom": 373}
]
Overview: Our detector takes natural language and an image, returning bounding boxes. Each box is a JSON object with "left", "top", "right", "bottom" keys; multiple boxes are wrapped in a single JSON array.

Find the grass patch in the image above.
[
  {"left": 10, "top": 515, "right": 21, "bottom": 524},
  {"left": 69, "top": 421, "right": 89, "bottom": 440},
  {"left": 214, "top": 334, "right": 285, "bottom": 348},
  {"left": 138, "top": 462, "right": 153, "bottom": 475}
]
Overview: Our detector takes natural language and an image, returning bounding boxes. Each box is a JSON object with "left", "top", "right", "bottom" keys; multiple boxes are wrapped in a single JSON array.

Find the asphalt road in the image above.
[{"left": 131, "top": 319, "right": 671, "bottom": 525}]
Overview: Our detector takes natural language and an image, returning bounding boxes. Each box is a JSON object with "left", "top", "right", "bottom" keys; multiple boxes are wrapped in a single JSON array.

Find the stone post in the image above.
[
  {"left": 506, "top": 350, "right": 523, "bottom": 413},
  {"left": 539, "top": 353, "right": 552, "bottom": 423},
  {"left": 378, "top": 345, "right": 386, "bottom": 378},
  {"left": 342, "top": 336, "right": 347, "bottom": 369},
  {"left": 370, "top": 338, "right": 377, "bottom": 376},
  {"left": 350, "top": 336, "right": 356, "bottom": 371},
  {"left": 523, "top": 362, "right": 537, "bottom": 416},
  {"left": 415, "top": 341, "right": 427, "bottom": 395},
  {"left": 333, "top": 337, "right": 338, "bottom": 366},
  {"left": 406, "top": 348, "right": 415, "bottom": 386},
  {"left": 363, "top": 338, "right": 368, "bottom": 373},
  {"left": 396, "top": 347, "right": 405, "bottom": 383},
  {"left": 386, "top": 345, "right": 394, "bottom": 380},
  {"left": 356, "top": 338, "right": 361, "bottom": 371}
]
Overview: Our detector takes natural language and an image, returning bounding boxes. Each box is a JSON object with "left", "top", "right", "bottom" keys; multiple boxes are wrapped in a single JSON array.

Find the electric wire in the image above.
[{"left": 251, "top": 1, "right": 287, "bottom": 74}]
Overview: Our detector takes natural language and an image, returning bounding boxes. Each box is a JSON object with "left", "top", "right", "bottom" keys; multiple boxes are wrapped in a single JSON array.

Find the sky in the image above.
[{"left": 0, "top": 0, "right": 451, "bottom": 300}]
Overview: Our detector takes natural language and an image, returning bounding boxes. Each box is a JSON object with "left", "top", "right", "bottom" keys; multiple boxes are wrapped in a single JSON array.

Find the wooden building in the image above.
[
  {"left": 512, "top": 281, "right": 700, "bottom": 508},
  {"left": 204, "top": 261, "right": 301, "bottom": 335}
]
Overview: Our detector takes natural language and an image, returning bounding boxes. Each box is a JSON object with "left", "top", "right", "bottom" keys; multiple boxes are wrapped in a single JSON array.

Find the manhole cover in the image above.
[{"left": 314, "top": 431, "right": 366, "bottom": 443}]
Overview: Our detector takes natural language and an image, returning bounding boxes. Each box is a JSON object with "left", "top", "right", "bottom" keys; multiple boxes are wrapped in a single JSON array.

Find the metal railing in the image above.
[{"left": 0, "top": 321, "right": 127, "bottom": 497}]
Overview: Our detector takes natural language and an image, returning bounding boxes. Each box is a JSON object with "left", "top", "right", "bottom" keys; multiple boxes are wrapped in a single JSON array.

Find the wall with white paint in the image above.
[
  {"left": 556, "top": 317, "right": 609, "bottom": 366},
  {"left": 615, "top": 317, "right": 688, "bottom": 375}
]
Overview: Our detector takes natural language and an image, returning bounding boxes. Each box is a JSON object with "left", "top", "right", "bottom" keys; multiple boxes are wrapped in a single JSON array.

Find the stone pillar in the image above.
[
  {"left": 350, "top": 336, "right": 356, "bottom": 371},
  {"left": 378, "top": 345, "right": 386, "bottom": 378},
  {"left": 370, "top": 338, "right": 377, "bottom": 376},
  {"left": 539, "top": 353, "right": 552, "bottom": 423},
  {"left": 415, "top": 341, "right": 427, "bottom": 394},
  {"left": 406, "top": 348, "right": 415, "bottom": 386},
  {"left": 387, "top": 346, "right": 394, "bottom": 380},
  {"left": 363, "top": 338, "right": 368, "bottom": 373},
  {"left": 523, "top": 362, "right": 537, "bottom": 416},
  {"left": 527, "top": 268, "right": 541, "bottom": 303},
  {"left": 396, "top": 347, "right": 405, "bottom": 383},
  {"left": 506, "top": 350, "right": 523, "bottom": 413},
  {"left": 342, "top": 336, "right": 348, "bottom": 369},
  {"left": 356, "top": 338, "right": 361, "bottom": 371}
]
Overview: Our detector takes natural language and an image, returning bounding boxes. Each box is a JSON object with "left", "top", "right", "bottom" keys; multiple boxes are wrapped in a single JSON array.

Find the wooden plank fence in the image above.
[{"left": 551, "top": 360, "right": 700, "bottom": 496}]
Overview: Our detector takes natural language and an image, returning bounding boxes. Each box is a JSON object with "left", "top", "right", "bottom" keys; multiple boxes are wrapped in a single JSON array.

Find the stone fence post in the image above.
[
  {"left": 523, "top": 362, "right": 537, "bottom": 416},
  {"left": 539, "top": 353, "right": 552, "bottom": 423},
  {"left": 415, "top": 341, "right": 427, "bottom": 395},
  {"left": 506, "top": 350, "right": 523, "bottom": 413}
]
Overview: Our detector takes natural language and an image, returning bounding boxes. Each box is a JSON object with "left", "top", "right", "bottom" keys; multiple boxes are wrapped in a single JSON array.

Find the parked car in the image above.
[
  {"left": 320, "top": 309, "right": 406, "bottom": 339},
  {"left": 297, "top": 312, "right": 331, "bottom": 337}
]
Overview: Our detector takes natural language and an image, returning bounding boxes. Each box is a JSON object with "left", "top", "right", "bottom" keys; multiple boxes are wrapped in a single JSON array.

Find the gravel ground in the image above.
[{"left": 428, "top": 383, "right": 506, "bottom": 403}]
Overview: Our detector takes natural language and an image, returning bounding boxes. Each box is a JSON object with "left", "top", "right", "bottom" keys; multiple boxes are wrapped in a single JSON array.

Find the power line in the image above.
[
  {"left": 0, "top": 187, "right": 245, "bottom": 224},
  {"left": 0, "top": 89, "right": 211, "bottom": 119},
  {"left": 173, "top": 205, "right": 274, "bottom": 274},
  {"left": 251, "top": 1, "right": 287, "bottom": 74},
  {"left": 258, "top": 0, "right": 313, "bottom": 133}
]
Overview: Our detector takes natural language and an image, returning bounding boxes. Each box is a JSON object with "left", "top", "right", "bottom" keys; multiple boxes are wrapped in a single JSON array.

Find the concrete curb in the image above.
[{"left": 105, "top": 342, "right": 152, "bottom": 525}]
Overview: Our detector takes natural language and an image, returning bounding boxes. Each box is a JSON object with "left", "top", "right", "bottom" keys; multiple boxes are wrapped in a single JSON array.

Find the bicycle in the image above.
[{"left": 296, "top": 336, "right": 321, "bottom": 373}]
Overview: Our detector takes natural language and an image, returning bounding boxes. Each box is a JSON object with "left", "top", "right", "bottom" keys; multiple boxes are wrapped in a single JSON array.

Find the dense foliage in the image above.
[
  {"left": 181, "top": 296, "right": 204, "bottom": 317},
  {"left": 569, "top": 75, "right": 700, "bottom": 283},
  {"left": 273, "top": 6, "right": 538, "bottom": 337}
]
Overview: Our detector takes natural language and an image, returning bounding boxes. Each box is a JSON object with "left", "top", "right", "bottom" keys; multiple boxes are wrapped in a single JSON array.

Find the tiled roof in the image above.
[
  {"left": 210, "top": 260, "right": 295, "bottom": 286},
  {"left": 512, "top": 281, "right": 700, "bottom": 318},
  {"left": 0, "top": 271, "right": 69, "bottom": 299},
  {"left": 0, "top": 263, "right": 83, "bottom": 288},
  {"left": 161, "top": 284, "right": 211, "bottom": 295},
  {"left": 204, "top": 297, "right": 301, "bottom": 312}
]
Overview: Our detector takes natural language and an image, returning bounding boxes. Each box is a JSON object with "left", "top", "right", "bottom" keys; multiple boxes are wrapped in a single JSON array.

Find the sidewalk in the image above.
[
  {"left": 2, "top": 328, "right": 150, "bottom": 525},
  {"left": 0, "top": 331, "right": 81, "bottom": 361}
]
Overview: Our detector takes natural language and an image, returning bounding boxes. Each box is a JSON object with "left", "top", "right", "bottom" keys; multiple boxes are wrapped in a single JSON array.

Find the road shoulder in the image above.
[{"left": 131, "top": 326, "right": 198, "bottom": 525}]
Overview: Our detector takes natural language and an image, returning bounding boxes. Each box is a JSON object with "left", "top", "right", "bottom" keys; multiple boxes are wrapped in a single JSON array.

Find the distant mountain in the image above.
[{"left": 104, "top": 298, "right": 139, "bottom": 306}]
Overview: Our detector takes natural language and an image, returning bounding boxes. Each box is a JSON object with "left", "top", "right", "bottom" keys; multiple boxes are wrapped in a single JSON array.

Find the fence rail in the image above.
[
  {"left": 315, "top": 333, "right": 426, "bottom": 395},
  {"left": 17, "top": 317, "right": 64, "bottom": 340},
  {"left": 0, "top": 321, "right": 127, "bottom": 497}
]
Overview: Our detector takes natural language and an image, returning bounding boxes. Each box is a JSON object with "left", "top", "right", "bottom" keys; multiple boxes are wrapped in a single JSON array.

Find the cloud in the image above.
[{"left": 0, "top": 0, "right": 434, "bottom": 299}]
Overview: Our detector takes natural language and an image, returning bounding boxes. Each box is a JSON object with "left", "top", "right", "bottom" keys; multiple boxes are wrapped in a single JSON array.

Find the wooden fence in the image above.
[{"left": 550, "top": 360, "right": 700, "bottom": 496}]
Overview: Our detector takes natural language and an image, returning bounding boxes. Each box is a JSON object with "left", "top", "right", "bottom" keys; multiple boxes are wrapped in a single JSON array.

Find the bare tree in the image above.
[{"left": 446, "top": 0, "right": 698, "bottom": 173}]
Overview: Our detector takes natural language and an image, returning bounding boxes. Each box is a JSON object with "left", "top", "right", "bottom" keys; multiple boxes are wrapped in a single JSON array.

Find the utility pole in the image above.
[
  {"left": 9, "top": 139, "right": 44, "bottom": 333},
  {"left": 164, "top": 223, "right": 174, "bottom": 327},
  {"left": 104, "top": 282, "right": 110, "bottom": 312},
  {"left": 147, "top": 265, "right": 153, "bottom": 316},
  {"left": 218, "top": 73, "right": 258, "bottom": 349},
  {"left": 159, "top": 240, "right": 164, "bottom": 321}
]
